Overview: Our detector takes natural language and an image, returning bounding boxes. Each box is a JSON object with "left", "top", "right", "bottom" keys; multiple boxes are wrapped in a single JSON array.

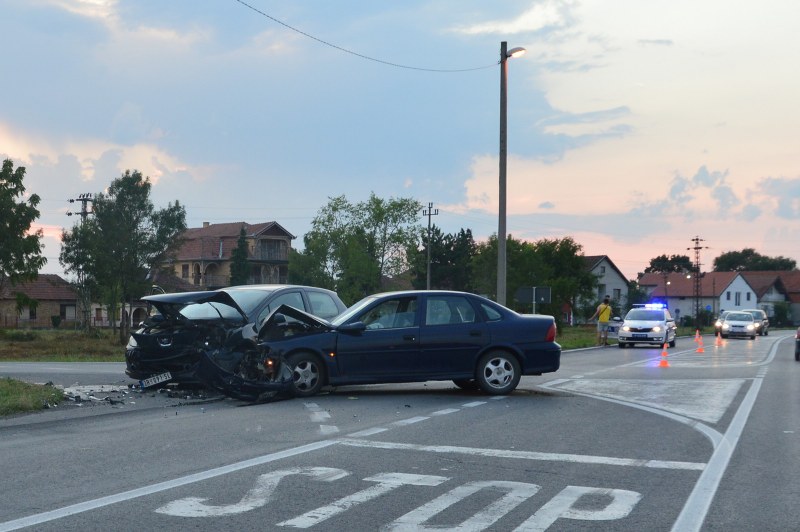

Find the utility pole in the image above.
[
  {"left": 422, "top": 203, "right": 439, "bottom": 290},
  {"left": 67, "top": 193, "right": 95, "bottom": 329},
  {"left": 67, "top": 193, "right": 94, "bottom": 220},
  {"left": 687, "top": 236, "right": 709, "bottom": 327}
]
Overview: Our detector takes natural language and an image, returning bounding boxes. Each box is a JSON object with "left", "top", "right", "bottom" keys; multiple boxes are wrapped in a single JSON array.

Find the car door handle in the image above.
[{"left": 403, "top": 334, "right": 416, "bottom": 341}]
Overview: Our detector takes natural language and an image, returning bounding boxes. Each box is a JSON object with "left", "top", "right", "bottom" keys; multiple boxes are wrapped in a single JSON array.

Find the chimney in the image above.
[{"left": 203, "top": 222, "right": 210, "bottom": 228}]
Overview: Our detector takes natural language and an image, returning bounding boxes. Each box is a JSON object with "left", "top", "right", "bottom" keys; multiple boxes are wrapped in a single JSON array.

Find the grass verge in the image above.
[
  {"left": 0, "top": 328, "right": 124, "bottom": 361},
  {"left": 0, "top": 378, "right": 64, "bottom": 416}
]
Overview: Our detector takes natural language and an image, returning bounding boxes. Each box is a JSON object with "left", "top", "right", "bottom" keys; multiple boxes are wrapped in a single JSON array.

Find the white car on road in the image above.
[{"left": 618, "top": 304, "right": 677, "bottom": 348}]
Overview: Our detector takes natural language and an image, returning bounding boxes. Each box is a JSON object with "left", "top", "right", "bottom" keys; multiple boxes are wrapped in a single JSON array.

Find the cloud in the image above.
[{"left": 451, "top": 1, "right": 572, "bottom": 35}]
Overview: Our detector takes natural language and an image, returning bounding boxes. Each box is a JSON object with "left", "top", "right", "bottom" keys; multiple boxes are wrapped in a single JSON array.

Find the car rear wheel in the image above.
[
  {"left": 475, "top": 351, "right": 520, "bottom": 395},
  {"left": 453, "top": 379, "right": 479, "bottom": 390},
  {"left": 287, "top": 352, "right": 325, "bottom": 397}
]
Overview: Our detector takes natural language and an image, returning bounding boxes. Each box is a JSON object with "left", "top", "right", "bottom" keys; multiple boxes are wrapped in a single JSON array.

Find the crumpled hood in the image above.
[{"left": 143, "top": 290, "right": 249, "bottom": 322}]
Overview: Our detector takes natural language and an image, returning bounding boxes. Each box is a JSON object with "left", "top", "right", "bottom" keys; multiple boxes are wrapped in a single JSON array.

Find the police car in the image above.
[{"left": 618, "top": 303, "right": 677, "bottom": 348}]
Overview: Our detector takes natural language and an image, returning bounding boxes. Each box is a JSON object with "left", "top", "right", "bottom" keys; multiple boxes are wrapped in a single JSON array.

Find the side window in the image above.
[
  {"left": 258, "top": 291, "right": 305, "bottom": 325},
  {"left": 307, "top": 291, "right": 340, "bottom": 320},
  {"left": 480, "top": 303, "right": 502, "bottom": 322},
  {"left": 425, "top": 296, "right": 477, "bottom": 326},
  {"left": 360, "top": 297, "right": 418, "bottom": 329}
]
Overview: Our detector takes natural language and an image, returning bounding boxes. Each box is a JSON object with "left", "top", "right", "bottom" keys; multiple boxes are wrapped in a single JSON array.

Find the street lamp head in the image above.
[{"left": 506, "top": 47, "right": 527, "bottom": 59}]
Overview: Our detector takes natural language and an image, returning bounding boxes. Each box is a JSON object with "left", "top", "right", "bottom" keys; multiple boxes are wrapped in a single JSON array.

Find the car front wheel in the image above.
[
  {"left": 287, "top": 352, "right": 325, "bottom": 397},
  {"left": 476, "top": 351, "right": 520, "bottom": 395}
]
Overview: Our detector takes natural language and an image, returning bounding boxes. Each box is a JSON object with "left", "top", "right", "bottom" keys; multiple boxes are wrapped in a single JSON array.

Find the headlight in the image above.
[
  {"left": 126, "top": 336, "right": 138, "bottom": 348},
  {"left": 746, "top": 324, "right": 754, "bottom": 331},
  {"left": 715, "top": 320, "right": 722, "bottom": 327},
  {"left": 722, "top": 323, "right": 730, "bottom": 330},
  {"left": 653, "top": 326, "right": 662, "bottom": 333},
  {"left": 622, "top": 326, "right": 631, "bottom": 332}
]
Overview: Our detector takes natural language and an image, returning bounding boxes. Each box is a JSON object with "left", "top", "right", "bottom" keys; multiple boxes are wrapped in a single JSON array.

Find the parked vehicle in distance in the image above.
[
  {"left": 714, "top": 311, "right": 730, "bottom": 334},
  {"left": 741, "top": 308, "right": 769, "bottom": 336},
  {"left": 197, "top": 290, "right": 562, "bottom": 401},
  {"left": 617, "top": 304, "right": 677, "bottom": 348},
  {"left": 719, "top": 311, "right": 756, "bottom": 340},
  {"left": 125, "top": 285, "right": 347, "bottom": 385}
]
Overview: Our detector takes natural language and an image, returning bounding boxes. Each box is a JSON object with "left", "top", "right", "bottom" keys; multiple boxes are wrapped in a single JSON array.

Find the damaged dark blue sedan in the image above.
[{"left": 199, "top": 290, "right": 561, "bottom": 401}]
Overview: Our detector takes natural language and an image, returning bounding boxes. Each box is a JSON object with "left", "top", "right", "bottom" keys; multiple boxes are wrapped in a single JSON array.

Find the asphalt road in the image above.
[{"left": 1, "top": 331, "right": 798, "bottom": 531}]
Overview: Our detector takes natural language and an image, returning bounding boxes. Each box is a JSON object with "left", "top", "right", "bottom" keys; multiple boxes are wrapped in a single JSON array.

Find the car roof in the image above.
[{"left": 224, "top": 284, "right": 338, "bottom": 295}]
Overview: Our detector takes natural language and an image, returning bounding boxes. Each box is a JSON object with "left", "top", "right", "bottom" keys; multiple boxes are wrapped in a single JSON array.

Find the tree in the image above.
[
  {"left": 229, "top": 226, "right": 250, "bottom": 286},
  {"left": 406, "top": 226, "right": 476, "bottom": 291},
  {"left": 59, "top": 220, "right": 101, "bottom": 328},
  {"left": 59, "top": 170, "right": 186, "bottom": 343},
  {"left": 713, "top": 248, "right": 796, "bottom": 271},
  {"left": 0, "top": 159, "right": 46, "bottom": 294},
  {"left": 292, "top": 193, "right": 422, "bottom": 303},
  {"left": 643, "top": 254, "right": 695, "bottom": 274}
]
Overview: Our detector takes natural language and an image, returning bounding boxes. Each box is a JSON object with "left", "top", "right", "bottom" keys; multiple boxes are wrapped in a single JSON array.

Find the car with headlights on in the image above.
[
  {"left": 125, "top": 284, "right": 347, "bottom": 386},
  {"left": 617, "top": 304, "right": 677, "bottom": 348},
  {"left": 714, "top": 311, "right": 730, "bottom": 335},
  {"left": 196, "top": 290, "right": 562, "bottom": 401},
  {"left": 719, "top": 311, "right": 756, "bottom": 339},
  {"left": 741, "top": 308, "right": 769, "bottom": 336}
]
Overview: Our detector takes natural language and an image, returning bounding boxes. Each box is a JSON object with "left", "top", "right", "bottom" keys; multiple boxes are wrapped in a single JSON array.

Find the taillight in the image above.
[{"left": 546, "top": 322, "right": 557, "bottom": 342}]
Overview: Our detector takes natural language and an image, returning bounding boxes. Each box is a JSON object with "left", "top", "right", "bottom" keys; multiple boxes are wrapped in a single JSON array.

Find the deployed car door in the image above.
[
  {"left": 418, "top": 294, "right": 490, "bottom": 374},
  {"left": 334, "top": 295, "right": 420, "bottom": 378}
]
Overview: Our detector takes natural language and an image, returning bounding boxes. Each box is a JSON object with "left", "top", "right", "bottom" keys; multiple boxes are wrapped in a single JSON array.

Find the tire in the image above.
[
  {"left": 287, "top": 352, "right": 325, "bottom": 397},
  {"left": 618, "top": 342, "right": 626, "bottom": 349},
  {"left": 475, "top": 351, "right": 520, "bottom": 395},
  {"left": 453, "top": 379, "right": 479, "bottom": 391},
  {"left": 765, "top": 329, "right": 769, "bottom": 336},
  {"left": 795, "top": 349, "right": 799, "bottom": 362},
  {"left": 751, "top": 335, "right": 756, "bottom": 340},
  {"left": 722, "top": 334, "right": 728, "bottom": 339}
]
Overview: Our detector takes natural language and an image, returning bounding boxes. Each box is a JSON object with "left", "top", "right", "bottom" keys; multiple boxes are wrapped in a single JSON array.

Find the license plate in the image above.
[
  {"left": 632, "top": 333, "right": 647, "bottom": 338},
  {"left": 140, "top": 371, "right": 172, "bottom": 388}
]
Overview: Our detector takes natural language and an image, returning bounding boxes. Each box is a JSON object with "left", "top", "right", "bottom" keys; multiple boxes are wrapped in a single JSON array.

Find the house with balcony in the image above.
[{"left": 163, "top": 221, "right": 295, "bottom": 289}]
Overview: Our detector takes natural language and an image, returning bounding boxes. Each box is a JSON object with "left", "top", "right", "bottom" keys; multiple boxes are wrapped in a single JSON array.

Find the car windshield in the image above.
[
  {"left": 744, "top": 310, "right": 763, "bottom": 318},
  {"left": 625, "top": 309, "right": 665, "bottom": 321},
  {"left": 223, "top": 288, "right": 278, "bottom": 315},
  {"left": 331, "top": 296, "right": 379, "bottom": 326},
  {"left": 726, "top": 313, "right": 753, "bottom": 321}
]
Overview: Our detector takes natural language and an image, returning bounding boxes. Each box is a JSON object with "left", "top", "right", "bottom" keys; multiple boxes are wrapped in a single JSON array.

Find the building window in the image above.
[
  {"left": 29, "top": 307, "right": 36, "bottom": 320},
  {"left": 726, "top": 291, "right": 731, "bottom": 301},
  {"left": 181, "top": 264, "right": 189, "bottom": 278},
  {"left": 613, "top": 288, "right": 621, "bottom": 301},
  {"left": 746, "top": 293, "right": 751, "bottom": 301},
  {"left": 600, "top": 266, "right": 606, "bottom": 274},
  {"left": 735, "top": 292, "right": 741, "bottom": 306}
]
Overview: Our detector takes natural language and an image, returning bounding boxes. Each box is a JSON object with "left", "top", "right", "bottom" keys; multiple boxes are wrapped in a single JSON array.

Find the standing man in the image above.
[{"left": 589, "top": 295, "right": 613, "bottom": 346}]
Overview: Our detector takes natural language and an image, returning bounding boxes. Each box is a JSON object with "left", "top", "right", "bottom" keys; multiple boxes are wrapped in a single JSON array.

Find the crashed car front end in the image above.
[
  {"left": 125, "top": 290, "right": 256, "bottom": 385},
  {"left": 194, "top": 304, "right": 333, "bottom": 402}
]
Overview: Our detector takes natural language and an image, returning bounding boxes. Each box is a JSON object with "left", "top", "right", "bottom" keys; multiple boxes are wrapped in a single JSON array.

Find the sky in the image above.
[{"left": 2, "top": 0, "right": 799, "bottom": 282}]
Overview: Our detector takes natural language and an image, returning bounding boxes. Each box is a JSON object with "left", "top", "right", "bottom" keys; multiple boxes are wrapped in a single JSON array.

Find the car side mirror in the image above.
[{"left": 338, "top": 321, "right": 367, "bottom": 334}]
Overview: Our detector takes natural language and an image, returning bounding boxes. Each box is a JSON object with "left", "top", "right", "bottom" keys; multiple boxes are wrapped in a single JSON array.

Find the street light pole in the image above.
[{"left": 497, "top": 41, "right": 525, "bottom": 306}]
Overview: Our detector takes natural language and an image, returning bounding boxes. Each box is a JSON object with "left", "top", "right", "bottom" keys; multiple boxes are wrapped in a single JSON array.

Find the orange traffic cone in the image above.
[
  {"left": 658, "top": 343, "right": 670, "bottom": 367},
  {"left": 696, "top": 337, "right": 705, "bottom": 353},
  {"left": 715, "top": 332, "right": 723, "bottom": 347},
  {"left": 694, "top": 329, "right": 701, "bottom": 343}
]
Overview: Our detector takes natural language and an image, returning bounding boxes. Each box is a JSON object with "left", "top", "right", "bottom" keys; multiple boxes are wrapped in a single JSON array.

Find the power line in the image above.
[{"left": 232, "top": 0, "right": 498, "bottom": 73}]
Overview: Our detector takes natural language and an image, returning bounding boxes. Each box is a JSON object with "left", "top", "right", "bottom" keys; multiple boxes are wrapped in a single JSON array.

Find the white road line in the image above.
[
  {"left": 337, "top": 439, "right": 705, "bottom": 471},
  {"left": 462, "top": 401, "right": 487, "bottom": 407},
  {"left": 0, "top": 441, "right": 337, "bottom": 532},
  {"left": 431, "top": 408, "right": 461, "bottom": 416},
  {"left": 392, "top": 416, "right": 429, "bottom": 426}
]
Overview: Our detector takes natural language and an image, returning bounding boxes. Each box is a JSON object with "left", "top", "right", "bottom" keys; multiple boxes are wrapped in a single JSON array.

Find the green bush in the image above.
[{"left": 51, "top": 315, "right": 62, "bottom": 328}]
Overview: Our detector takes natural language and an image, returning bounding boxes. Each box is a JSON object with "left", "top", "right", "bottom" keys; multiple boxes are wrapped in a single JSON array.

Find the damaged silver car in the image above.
[{"left": 124, "top": 285, "right": 346, "bottom": 390}]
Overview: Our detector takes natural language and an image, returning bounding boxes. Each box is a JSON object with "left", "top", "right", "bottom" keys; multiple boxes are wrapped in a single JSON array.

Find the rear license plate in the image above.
[{"left": 140, "top": 371, "right": 172, "bottom": 388}]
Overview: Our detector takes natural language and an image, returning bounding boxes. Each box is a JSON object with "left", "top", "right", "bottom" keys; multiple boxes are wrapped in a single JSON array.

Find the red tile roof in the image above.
[
  {"left": 0, "top": 274, "right": 77, "bottom": 301},
  {"left": 171, "top": 221, "right": 295, "bottom": 261}
]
